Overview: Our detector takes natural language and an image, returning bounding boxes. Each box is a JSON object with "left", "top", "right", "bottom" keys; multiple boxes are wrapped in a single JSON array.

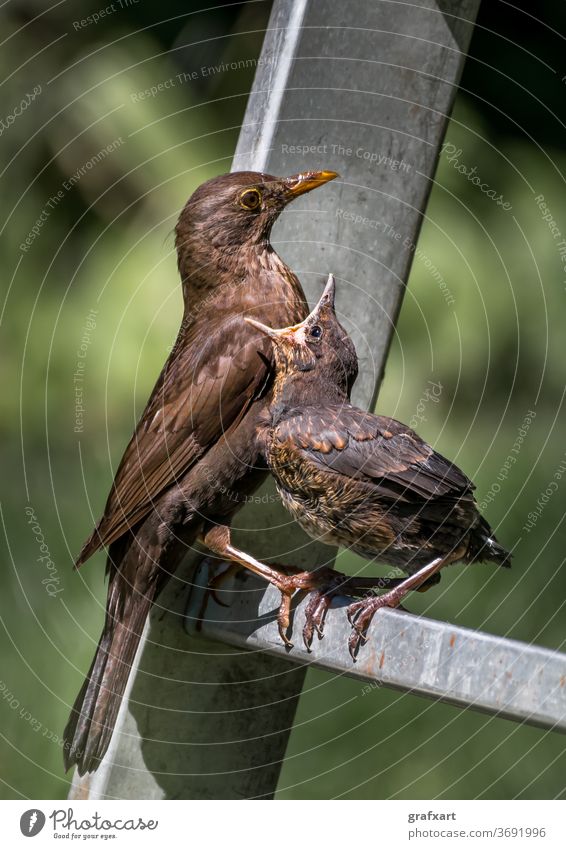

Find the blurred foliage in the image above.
[{"left": 1, "top": 0, "right": 565, "bottom": 800}]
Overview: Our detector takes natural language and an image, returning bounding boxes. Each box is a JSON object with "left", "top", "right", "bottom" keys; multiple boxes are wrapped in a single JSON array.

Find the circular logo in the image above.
[{"left": 19, "top": 810, "right": 46, "bottom": 837}]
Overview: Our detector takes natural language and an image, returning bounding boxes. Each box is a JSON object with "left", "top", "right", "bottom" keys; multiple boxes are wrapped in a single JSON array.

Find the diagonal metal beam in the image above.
[
  {"left": 70, "top": 0, "right": 481, "bottom": 800},
  {"left": 187, "top": 563, "right": 566, "bottom": 735}
]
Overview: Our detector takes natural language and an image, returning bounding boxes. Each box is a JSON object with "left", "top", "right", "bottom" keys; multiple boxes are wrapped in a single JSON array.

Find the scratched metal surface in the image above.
[{"left": 187, "top": 561, "right": 566, "bottom": 735}]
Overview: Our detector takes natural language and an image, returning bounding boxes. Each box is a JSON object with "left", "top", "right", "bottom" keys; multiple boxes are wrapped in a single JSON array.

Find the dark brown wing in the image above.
[
  {"left": 77, "top": 311, "right": 272, "bottom": 565},
  {"left": 274, "top": 405, "right": 473, "bottom": 502}
]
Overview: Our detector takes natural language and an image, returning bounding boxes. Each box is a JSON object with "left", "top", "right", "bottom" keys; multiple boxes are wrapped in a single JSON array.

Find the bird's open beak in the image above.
[
  {"left": 282, "top": 170, "right": 339, "bottom": 200},
  {"left": 246, "top": 274, "right": 336, "bottom": 339},
  {"left": 310, "top": 273, "right": 336, "bottom": 315},
  {"left": 245, "top": 316, "right": 296, "bottom": 344},
  {"left": 246, "top": 316, "right": 282, "bottom": 338}
]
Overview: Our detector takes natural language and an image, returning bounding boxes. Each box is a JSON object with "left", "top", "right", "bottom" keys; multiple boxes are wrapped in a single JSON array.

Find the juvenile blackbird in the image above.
[
  {"left": 64, "top": 170, "right": 342, "bottom": 774},
  {"left": 246, "top": 274, "right": 512, "bottom": 658}
]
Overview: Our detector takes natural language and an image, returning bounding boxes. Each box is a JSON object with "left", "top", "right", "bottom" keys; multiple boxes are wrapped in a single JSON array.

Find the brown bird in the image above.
[
  {"left": 247, "top": 274, "right": 511, "bottom": 658},
  {"left": 64, "top": 170, "right": 343, "bottom": 774}
]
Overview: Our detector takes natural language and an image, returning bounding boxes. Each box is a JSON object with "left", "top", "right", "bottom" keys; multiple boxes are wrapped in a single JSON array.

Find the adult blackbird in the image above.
[
  {"left": 64, "top": 170, "right": 341, "bottom": 774},
  {"left": 246, "top": 274, "right": 511, "bottom": 659}
]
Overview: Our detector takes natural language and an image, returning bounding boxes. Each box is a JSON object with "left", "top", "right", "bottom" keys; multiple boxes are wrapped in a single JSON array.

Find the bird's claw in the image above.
[
  {"left": 348, "top": 625, "right": 369, "bottom": 661},
  {"left": 273, "top": 568, "right": 345, "bottom": 650},
  {"left": 347, "top": 599, "right": 363, "bottom": 626},
  {"left": 347, "top": 595, "right": 394, "bottom": 660},
  {"left": 277, "top": 621, "right": 294, "bottom": 649},
  {"left": 273, "top": 569, "right": 410, "bottom": 653},
  {"left": 303, "top": 590, "right": 333, "bottom": 651},
  {"left": 302, "top": 569, "right": 357, "bottom": 650},
  {"left": 276, "top": 586, "right": 295, "bottom": 649}
]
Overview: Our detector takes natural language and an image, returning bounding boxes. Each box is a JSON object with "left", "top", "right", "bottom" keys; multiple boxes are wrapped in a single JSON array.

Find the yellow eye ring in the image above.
[{"left": 239, "top": 188, "right": 262, "bottom": 210}]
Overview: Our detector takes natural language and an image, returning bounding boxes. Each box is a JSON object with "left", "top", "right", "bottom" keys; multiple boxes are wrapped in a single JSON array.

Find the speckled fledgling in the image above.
[{"left": 247, "top": 275, "right": 511, "bottom": 658}]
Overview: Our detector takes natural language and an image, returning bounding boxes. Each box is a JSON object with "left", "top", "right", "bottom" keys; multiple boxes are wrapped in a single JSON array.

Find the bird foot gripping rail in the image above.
[{"left": 186, "top": 560, "right": 566, "bottom": 735}]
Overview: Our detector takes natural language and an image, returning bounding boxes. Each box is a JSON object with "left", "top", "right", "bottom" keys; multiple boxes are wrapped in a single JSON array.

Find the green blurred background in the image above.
[{"left": 1, "top": 0, "right": 566, "bottom": 799}]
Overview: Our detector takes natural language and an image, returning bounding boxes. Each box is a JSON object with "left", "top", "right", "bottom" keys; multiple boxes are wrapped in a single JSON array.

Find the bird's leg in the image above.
[
  {"left": 209, "top": 563, "right": 439, "bottom": 648},
  {"left": 300, "top": 572, "right": 445, "bottom": 649},
  {"left": 300, "top": 573, "right": 401, "bottom": 648},
  {"left": 201, "top": 534, "right": 364, "bottom": 647},
  {"left": 347, "top": 547, "right": 465, "bottom": 660},
  {"left": 207, "top": 558, "right": 326, "bottom": 607},
  {"left": 201, "top": 526, "right": 447, "bottom": 650},
  {"left": 200, "top": 525, "right": 327, "bottom": 647}
]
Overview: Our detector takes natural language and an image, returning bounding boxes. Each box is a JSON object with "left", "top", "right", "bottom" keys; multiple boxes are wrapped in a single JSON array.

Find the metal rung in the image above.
[{"left": 186, "top": 560, "right": 566, "bottom": 734}]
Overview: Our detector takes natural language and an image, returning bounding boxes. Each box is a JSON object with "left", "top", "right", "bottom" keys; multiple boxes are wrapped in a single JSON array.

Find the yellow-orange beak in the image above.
[{"left": 283, "top": 170, "right": 339, "bottom": 200}]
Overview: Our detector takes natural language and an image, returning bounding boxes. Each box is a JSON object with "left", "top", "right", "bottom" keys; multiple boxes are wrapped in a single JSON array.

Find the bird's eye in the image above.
[
  {"left": 239, "top": 188, "right": 262, "bottom": 210},
  {"left": 309, "top": 325, "right": 323, "bottom": 339}
]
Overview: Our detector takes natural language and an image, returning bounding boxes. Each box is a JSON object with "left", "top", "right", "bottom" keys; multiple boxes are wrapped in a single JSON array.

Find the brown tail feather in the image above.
[
  {"left": 63, "top": 576, "right": 154, "bottom": 775},
  {"left": 468, "top": 516, "right": 512, "bottom": 568}
]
